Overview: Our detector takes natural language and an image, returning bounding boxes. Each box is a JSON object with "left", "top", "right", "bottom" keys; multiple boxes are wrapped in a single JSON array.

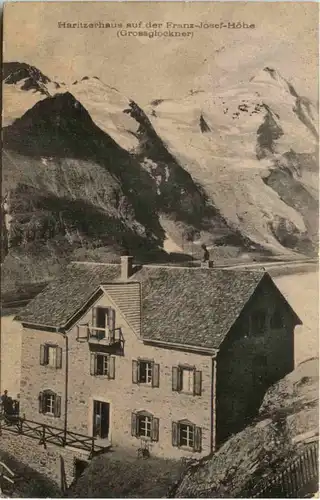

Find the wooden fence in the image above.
[
  {"left": 0, "top": 461, "right": 15, "bottom": 496},
  {"left": 188, "top": 442, "right": 318, "bottom": 499},
  {"left": 252, "top": 442, "right": 319, "bottom": 498},
  {"left": 0, "top": 415, "right": 105, "bottom": 458}
]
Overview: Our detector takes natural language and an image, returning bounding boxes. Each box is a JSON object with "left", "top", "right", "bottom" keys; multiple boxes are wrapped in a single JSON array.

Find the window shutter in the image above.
[
  {"left": 38, "top": 392, "right": 44, "bottom": 413},
  {"left": 55, "top": 347, "right": 63, "bottom": 369},
  {"left": 132, "top": 360, "right": 138, "bottom": 384},
  {"left": 92, "top": 307, "right": 97, "bottom": 327},
  {"left": 151, "top": 417, "right": 159, "bottom": 442},
  {"left": 172, "top": 421, "right": 178, "bottom": 447},
  {"left": 152, "top": 363, "right": 160, "bottom": 388},
  {"left": 54, "top": 395, "right": 61, "bottom": 418},
  {"left": 90, "top": 353, "right": 96, "bottom": 376},
  {"left": 108, "top": 308, "right": 116, "bottom": 337},
  {"left": 172, "top": 366, "right": 179, "bottom": 391},
  {"left": 108, "top": 356, "right": 115, "bottom": 380},
  {"left": 194, "top": 426, "right": 202, "bottom": 452},
  {"left": 131, "top": 412, "right": 137, "bottom": 437},
  {"left": 194, "top": 370, "right": 202, "bottom": 396},
  {"left": 40, "top": 345, "right": 46, "bottom": 365}
]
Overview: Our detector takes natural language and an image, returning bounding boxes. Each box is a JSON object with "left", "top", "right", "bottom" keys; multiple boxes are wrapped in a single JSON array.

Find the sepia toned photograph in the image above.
[{"left": 0, "top": 1, "right": 319, "bottom": 497}]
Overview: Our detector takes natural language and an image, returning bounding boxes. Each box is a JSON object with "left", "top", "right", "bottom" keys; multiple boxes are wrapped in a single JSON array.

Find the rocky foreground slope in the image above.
[
  {"left": 173, "top": 357, "right": 319, "bottom": 498},
  {"left": 2, "top": 62, "right": 318, "bottom": 289}
]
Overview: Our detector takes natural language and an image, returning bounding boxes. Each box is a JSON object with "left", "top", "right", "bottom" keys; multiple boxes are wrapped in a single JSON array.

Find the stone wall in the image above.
[
  {"left": 0, "top": 314, "right": 22, "bottom": 399},
  {"left": 0, "top": 431, "right": 88, "bottom": 488},
  {"left": 19, "top": 327, "right": 66, "bottom": 429}
]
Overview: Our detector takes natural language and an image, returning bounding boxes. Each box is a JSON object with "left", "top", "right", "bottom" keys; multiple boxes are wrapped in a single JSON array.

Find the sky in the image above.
[{"left": 3, "top": 1, "right": 319, "bottom": 104}]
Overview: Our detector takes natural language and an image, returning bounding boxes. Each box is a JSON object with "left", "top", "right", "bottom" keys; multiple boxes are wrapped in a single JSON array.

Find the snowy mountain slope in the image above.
[
  {"left": 2, "top": 62, "right": 65, "bottom": 126},
  {"left": 2, "top": 62, "right": 318, "bottom": 285},
  {"left": 144, "top": 67, "right": 318, "bottom": 254},
  {"left": 68, "top": 76, "right": 140, "bottom": 151}
]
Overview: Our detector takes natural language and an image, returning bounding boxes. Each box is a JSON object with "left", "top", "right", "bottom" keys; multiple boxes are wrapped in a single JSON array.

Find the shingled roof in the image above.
[
  {"left": 137, "top": 266, "right": 265, "bottom": 348},
  {"left": 15, "top": 263, "right": 121, "bottom": 328},
  {"left": 15, "top": 262, "right": 273, "bottom": 349}
]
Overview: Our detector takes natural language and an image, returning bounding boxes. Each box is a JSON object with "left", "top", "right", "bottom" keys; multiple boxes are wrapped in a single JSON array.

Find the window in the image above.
[
  {"left": 172, "top": 366, "right": 202, "bottom": 395},
  {"left": 132, "top": 359, "right": 160, "bottom": 387},
  {"left": 270, "top": 308, "right": 284, "bottom": 329},
  {"left": 179, "top": 422, "right": 194, "bottom": 448},
  {"left": 48, "top": 347, "right": 57, "bottom": 367},
  {"left": 90, "top": 353, "right": 115, "bottom": 379},
  {"left": 172, "top": 420, "right": 202, "bottom": 452},
  {"left": 181, "top": 368, "right": 194, "bottom": 394},
  {"left": 131, "top": 411, "right": 159, "bottom": 441},
  {"left": 92, "top": 307, "right": 116, "bottom": 340},
  {"left": 138, "top": 414, "right": 152, "bottom": 438},
  {"left": 139, "top": 361, "right": 152, "bottom": 384},
  {"left": 45, "top": 393, "right": 55, "bottom": 414},
  {"left": 39, "top": 390, "right": 61, "bottom": 417},
  {"left": 250, "top": 310, "right": 267, "bottom": 335},
  {"left": 40, "top": 344, "right": 62, "bottom": 369}
]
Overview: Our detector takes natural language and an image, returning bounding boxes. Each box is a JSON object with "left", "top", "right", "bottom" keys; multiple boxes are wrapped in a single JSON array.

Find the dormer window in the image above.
[{"left": 92, "top": 307, "right": 115, "bottom": 340}]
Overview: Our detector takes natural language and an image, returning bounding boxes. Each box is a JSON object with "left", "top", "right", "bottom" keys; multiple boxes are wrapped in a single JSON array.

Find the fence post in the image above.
[
  {"left": 40, "top": 425, "right": 47, "bottom": 449},
  {"left": 300, "top": 454, "right": 306, "bottom": 487},
  {"left": 90, "top": 437, "right": 95, "bottom": 458},
  {"left": 60, "top": 456, "right": 67, "bottom": 495},
  {"left": 310, "top": 444, "right": 318, "bottom": 472},
  {"left": 285, "top": 466, "right": 293, "bottom": 497}
]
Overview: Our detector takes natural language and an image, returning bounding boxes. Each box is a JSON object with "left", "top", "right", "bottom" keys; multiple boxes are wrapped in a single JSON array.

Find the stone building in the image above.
[{"left": 14, "top": 257, "right": 301, "bottom": 459}]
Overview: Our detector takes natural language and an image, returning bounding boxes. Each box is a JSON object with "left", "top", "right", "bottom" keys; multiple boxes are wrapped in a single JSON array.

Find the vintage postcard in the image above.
[{"left": 1, "top": 1, "right": 319, "bottom": 497}]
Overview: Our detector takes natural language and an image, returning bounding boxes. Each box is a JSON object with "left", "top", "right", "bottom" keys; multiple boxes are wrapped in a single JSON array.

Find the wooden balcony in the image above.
[{"left": 76, "top": 324, "right": 124, "bottom": 353}]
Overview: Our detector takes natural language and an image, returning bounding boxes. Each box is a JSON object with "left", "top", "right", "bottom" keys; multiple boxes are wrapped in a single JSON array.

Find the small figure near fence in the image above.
[
  {"left": 0, "top": 391, "right": 20, "bottom": 423},
  {"left": 0, "top": 390, "right": 8, "bottom": 405}
]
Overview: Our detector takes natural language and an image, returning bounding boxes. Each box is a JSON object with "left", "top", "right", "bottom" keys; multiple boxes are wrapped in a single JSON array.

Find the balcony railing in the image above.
[{"left": 76, "top": 324, "right": 123, "bottom": 345}]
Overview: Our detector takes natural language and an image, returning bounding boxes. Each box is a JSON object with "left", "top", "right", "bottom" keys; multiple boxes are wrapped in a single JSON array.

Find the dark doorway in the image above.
[
  {"left": 74, "top": 459, "right": 88, "bottom": 480},
  {"left": 93, "top": 400, "right": 110, "bottom": 439},
  {"left": 96, "top": 307, "right": 107, "bottom": 329}
]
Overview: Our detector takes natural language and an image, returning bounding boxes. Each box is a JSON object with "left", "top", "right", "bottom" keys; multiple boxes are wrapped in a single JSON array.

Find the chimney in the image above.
[
  {"left": 201, "top": 260, "right": 213, "bottom": 269},
  {"left": 121, "top": 255, "right": 133, "bottom": 280}
]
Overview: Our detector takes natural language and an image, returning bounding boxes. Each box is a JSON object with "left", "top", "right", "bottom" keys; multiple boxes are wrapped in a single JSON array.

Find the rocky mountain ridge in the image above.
[{"left": 2, "top": 62, "right": 318, "bottom": 289}]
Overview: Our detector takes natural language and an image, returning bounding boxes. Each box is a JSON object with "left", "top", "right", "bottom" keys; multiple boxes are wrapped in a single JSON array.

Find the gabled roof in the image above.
[
  {"left": 15, "top": 263, "right": 120, "bottom": 328},
  {"left": 136, "top": 266, "right": 265, "bottom": 349},
  {"left": 15, "top": 262, "right": 301, "bottom": 350}
]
